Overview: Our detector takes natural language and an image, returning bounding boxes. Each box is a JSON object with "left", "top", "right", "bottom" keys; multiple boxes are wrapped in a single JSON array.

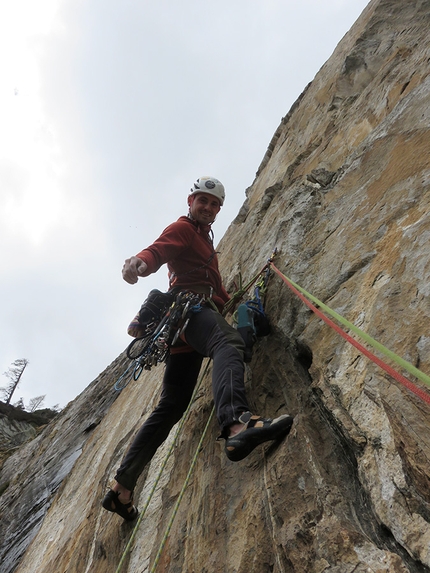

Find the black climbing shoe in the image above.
[
  {"left": 225, "top": 411, "right": 294, "bottom": 462},
  {"left": 102, "top": 489, "right": 139, "bottom": 521}
]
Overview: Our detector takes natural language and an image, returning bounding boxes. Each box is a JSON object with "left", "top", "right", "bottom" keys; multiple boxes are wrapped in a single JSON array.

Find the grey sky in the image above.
[{"left": 0, "top": 0, "right": 369, "bottom": 408}]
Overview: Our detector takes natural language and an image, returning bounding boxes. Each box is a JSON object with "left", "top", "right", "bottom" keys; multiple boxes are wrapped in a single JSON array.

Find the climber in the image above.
[{"left": 102, "top": 176, "right": 294, "bottom": 521}]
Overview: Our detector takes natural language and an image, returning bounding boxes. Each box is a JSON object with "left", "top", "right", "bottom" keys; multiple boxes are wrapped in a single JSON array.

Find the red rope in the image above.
[{"left": 270, "top": 263, "right": 430, "bottom": 406}]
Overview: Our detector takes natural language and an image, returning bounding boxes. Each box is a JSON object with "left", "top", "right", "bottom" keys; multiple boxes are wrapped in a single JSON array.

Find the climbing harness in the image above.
[
  {"left": 114, "top": 250, "right": 277, "bottom": 392},
  {"left": 269, "top": 261, "right": 430, "bottom": 405},
  {"left": 127, "top": 290, "right": 205, "bottom": 361},
  {"left": 114, "top": 290, "right": 207, "bottom": 390}
]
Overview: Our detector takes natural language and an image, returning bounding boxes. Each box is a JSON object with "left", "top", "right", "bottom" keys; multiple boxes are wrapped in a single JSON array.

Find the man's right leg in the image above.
[
  {"left": 114, "top": 351, "right": 203, "bottom": 491},
  {"left": 103, "top": 351, "right": 203, "bottom": 518},
  {"left": 184, "top": 307, "right": 294, "bottom": 462}
]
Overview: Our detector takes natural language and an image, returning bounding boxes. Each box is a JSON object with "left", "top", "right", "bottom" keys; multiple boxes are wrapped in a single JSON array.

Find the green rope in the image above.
[
  {"left": 115, "top": 360, "right": 211, "bottom": 573},
  {"left": 223, "top": 263, "right": 270, "bottom": 315},
  {"left": 271, "top": 264, "right": 430, "bottom": 388},
  {"left": 149, "top": 406, "right": 215, "bottom": 573}
]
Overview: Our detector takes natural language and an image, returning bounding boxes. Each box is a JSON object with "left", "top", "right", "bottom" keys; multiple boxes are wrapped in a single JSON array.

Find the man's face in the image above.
[{"left": 188, "top": 193, "right": 221, "bottom": 225}]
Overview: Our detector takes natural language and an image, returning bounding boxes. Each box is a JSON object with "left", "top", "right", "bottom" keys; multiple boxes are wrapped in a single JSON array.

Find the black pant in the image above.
[{"left": 115, "top": 307, "right": 249, "bottom": 491}]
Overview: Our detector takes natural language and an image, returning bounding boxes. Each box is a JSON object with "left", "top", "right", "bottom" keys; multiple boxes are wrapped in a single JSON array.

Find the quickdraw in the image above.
[
  {"left": 125, "top": 291, "right": 206, "bottom": 377},
  {"left": 234, "top": 262, "right": 273, "bottom": 361}
]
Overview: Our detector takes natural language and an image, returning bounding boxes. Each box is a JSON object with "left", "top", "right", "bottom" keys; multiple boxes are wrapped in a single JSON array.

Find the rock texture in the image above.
[
  {"left": 0, "top": 403, "right": 57, "bottom": 468},
  {"left": 1, "top": 0, "right": 430, "bottom": 571}
]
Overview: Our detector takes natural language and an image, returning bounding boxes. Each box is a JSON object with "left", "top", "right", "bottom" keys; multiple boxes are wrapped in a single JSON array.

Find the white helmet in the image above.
[{"left": 189, "top": 176, "right": 225, "bottom": 206}]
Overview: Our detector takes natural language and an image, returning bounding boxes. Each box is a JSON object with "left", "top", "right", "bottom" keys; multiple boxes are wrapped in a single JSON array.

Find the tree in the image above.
[
  {"left": 27, "top": 395, "right": 46, "bottom": 413},
  {"left": 13, "top": 397, "right": 25, "bottom": 410},
  {"left": 1, "top": 359, "right": 29, "bottom": 405}
]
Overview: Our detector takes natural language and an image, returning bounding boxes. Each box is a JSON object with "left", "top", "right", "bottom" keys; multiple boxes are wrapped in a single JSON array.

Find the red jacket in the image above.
[{"left": 136, "top": 216, "right": 230, "bottom": 311}]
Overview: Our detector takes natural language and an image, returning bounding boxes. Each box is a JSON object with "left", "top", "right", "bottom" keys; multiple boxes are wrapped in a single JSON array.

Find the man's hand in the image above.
[{"left": 122, "top": 256, "right": 148, "bottom": 284}]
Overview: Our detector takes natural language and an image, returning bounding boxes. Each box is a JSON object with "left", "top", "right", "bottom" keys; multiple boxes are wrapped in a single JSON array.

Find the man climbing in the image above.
[{"left": 102, "top": 176, "right": 294, "bottom": 521}]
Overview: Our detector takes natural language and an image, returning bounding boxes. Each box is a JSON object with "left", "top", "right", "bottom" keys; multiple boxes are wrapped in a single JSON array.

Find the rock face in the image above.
[
  {"left": 0, "top": 403, "right": 58, "bottom": 468},
  {"left": 1, "top": 1, "right": 430, "bottom": 571},
  {"left": 0, "top": 405, "right": 37, "bottom": 452}
]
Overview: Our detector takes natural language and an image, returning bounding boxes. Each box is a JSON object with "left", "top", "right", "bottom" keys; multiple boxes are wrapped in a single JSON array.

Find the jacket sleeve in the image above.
[{"left": 135, "top": 220, "right": 194, "bottom": 277}]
